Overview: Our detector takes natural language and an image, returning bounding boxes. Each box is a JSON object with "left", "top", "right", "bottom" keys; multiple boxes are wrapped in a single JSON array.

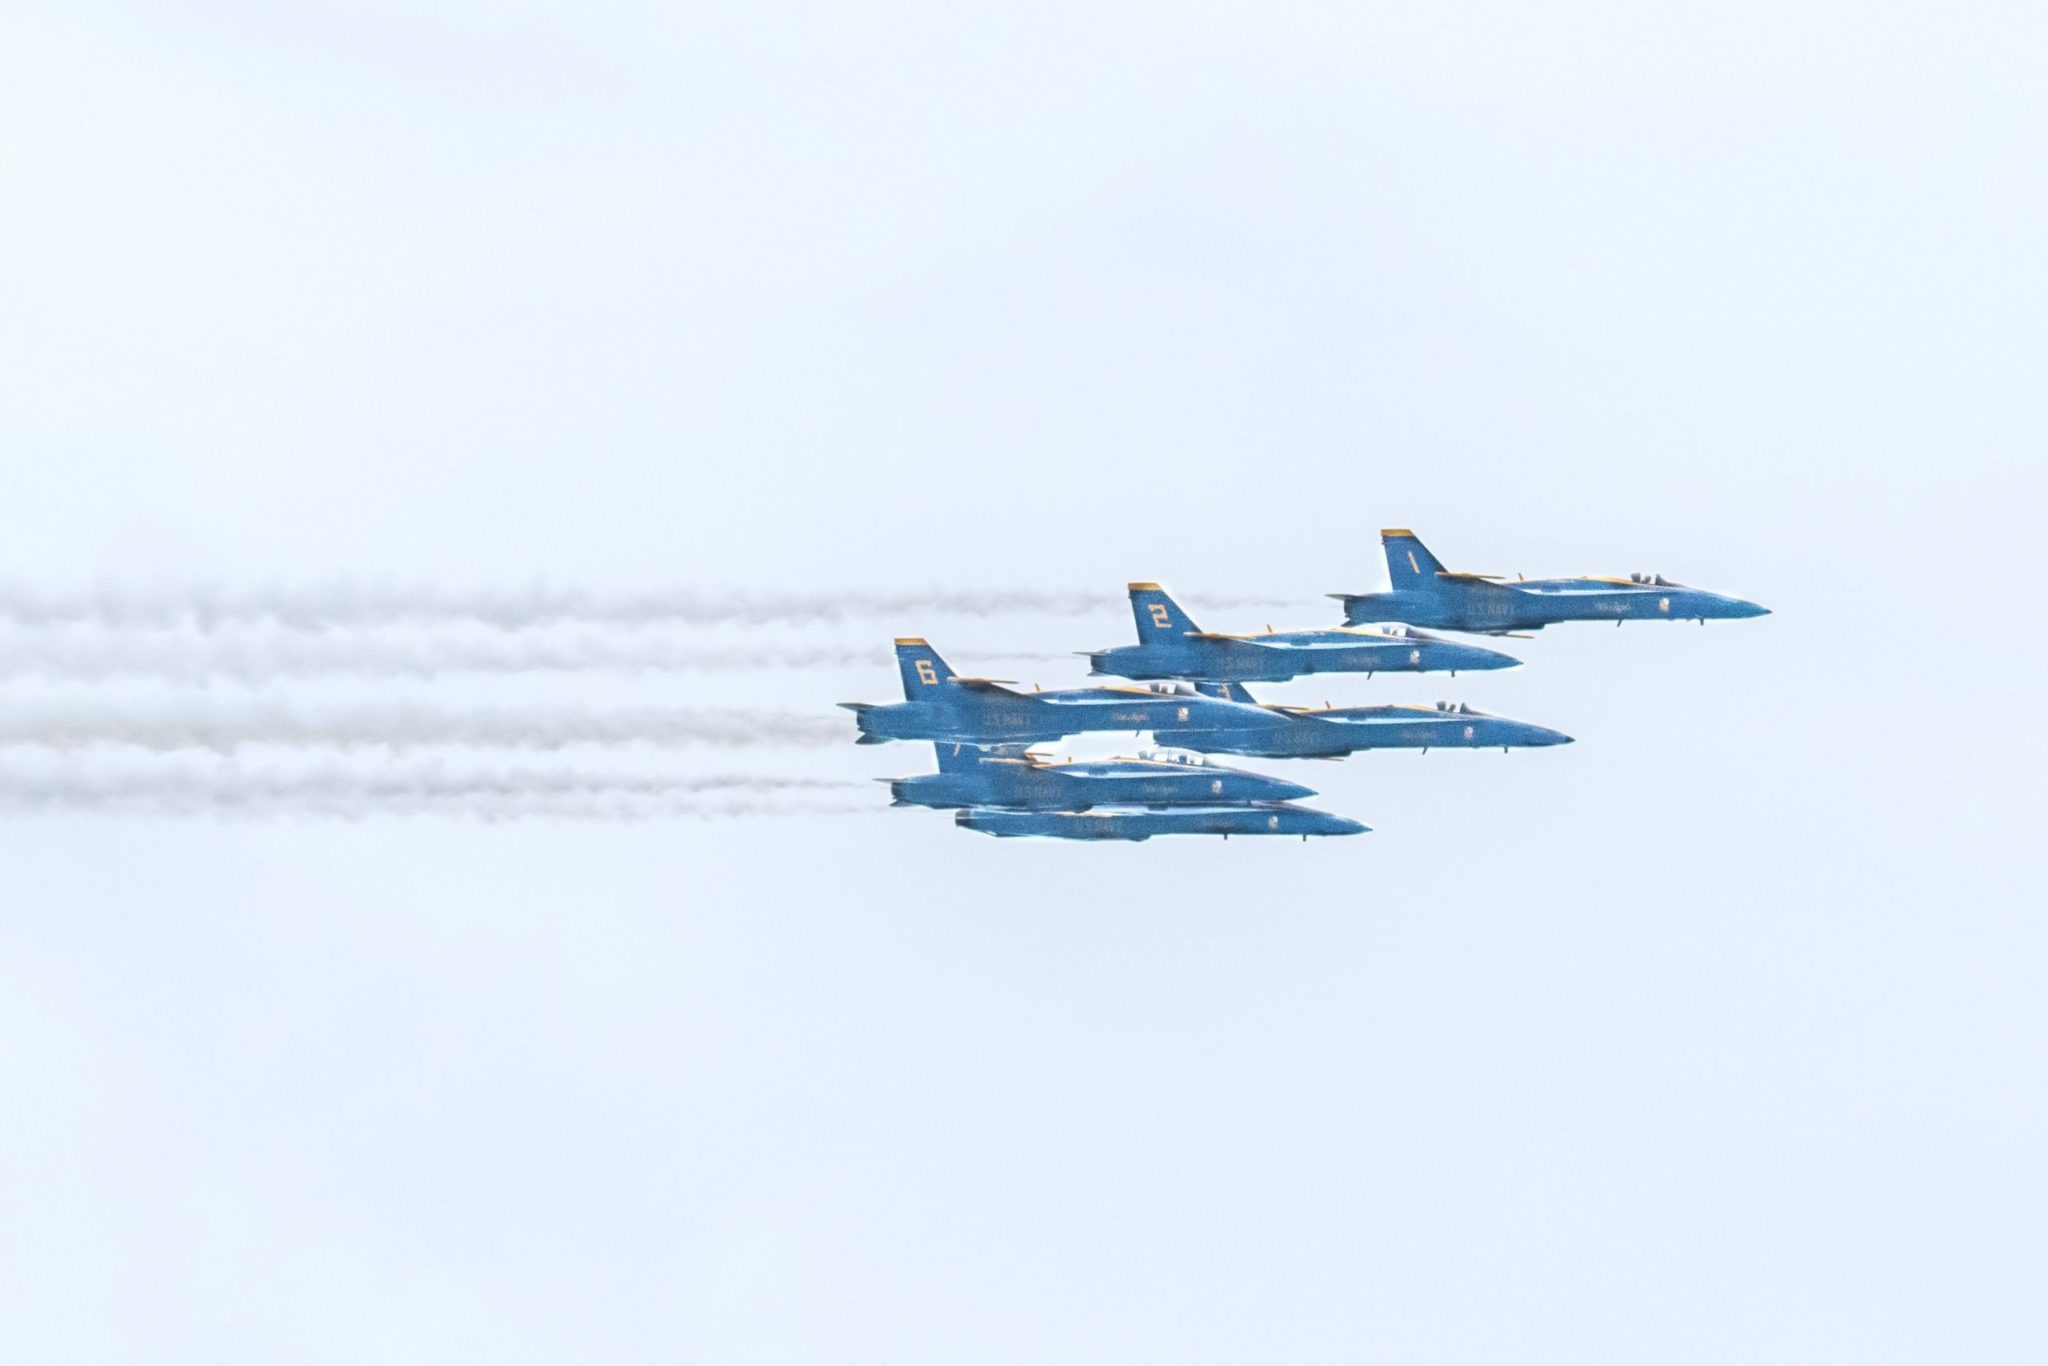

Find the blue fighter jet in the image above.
[
  {"left": 839, "top": 639, "right": 1289, "bottom": 746},
  {"left": 1147, "top": 682, "right": 1574, "bottom": 759},
  {"left": 1335, "top": 529, "right": 1771, "bottom": 633},
  {"left": 955, "top": 803, "right": 1368, "bottom": 841},
  {"left": 890, "top": 741, "right": 1316, "bottom": 810},
  {"left": 1085, "top": 583, "right": 1518, "bottom": 683}
]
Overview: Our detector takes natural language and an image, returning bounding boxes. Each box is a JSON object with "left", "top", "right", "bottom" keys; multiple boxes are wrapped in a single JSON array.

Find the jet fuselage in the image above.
[
  {"left": 1153, "top": 701, "right": 1574, "bottom": 760},
  {"left": 847, "top": 682, "right": 1285, "bottom": 746},
  {"left": 1338, "top": 577, "right": 1770, "bottom": 632},
  {"left": 955, "top": 803, "right": 1367, "bottom": 840},
  {"left": 891, "top": 750, "right": 1314, "bottom": 810},
  {"left": 1089, "top": 625, "right": 1516, "bottom": 683}
]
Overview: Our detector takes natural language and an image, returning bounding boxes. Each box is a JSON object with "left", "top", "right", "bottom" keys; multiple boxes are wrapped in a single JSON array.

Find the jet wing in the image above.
[
  {"left": 1435, "top": 571, "right": 1510, "bottom": 584},
  {"left": 1272, "top": 636, "right": 1391, "bottom": 651},
  {"left": 947, "top": 677, "right": 1020, "bottom": 694},
  {"left": 1038, "top": 689, "right": 1154, "bottom": 705}
]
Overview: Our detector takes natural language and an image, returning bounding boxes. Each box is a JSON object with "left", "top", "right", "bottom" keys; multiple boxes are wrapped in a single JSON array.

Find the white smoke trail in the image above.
[
  {"left": 0, "top": 700, "right": 847, "bottom": 753},
  {"left": 0, "top": 627, "right": 1071, "bottom": 683},
  {"left": 0, "top": 761, "right": 868, "bottom": 820},
  {"left": 0, "top": 584, "right": 1301, "bottom": 630}
]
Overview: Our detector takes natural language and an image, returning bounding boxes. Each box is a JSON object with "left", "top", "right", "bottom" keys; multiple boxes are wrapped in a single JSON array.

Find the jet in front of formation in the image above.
[
  {"left": 889, "top": 741, "right": 1315, "bottom": 810},
  {"left": 955, "top": 803, "right": 1368, "bottom": 841},
  {"left": 839, "top": 639, "right": 1288, "bottom": 746},
  {"left": 1086, "top": 583, "right": 1518, "bottom": 683},
  {"left": 1334, "top": 529, "right": 1771, "bottom": 633},
  {"left": 1147, "top": 682, "right": 1574, "bottom": 759}
]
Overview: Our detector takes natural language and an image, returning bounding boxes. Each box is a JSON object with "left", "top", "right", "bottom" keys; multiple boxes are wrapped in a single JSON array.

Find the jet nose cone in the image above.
[
  {"left": 1703, "top": 595, "right": 1769, "bottom": 618},
  {"left": 1509, "top": 725, "right": 1573, "bottom": 746},
  {"left": 1272, "top": 778, "right": 1319, "bottom": 802},
  {"left": 1326, "top": 815, "right": 1370, "bottom": 836},
  {"left": 1462, "top": 644, "right": 1522, "bottom": 670}
]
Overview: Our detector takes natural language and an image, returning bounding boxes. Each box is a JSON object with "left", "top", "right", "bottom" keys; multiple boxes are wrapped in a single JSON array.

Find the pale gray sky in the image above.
[{"left": 1, "top": 3, "right": 2044, "bottom": 1362}]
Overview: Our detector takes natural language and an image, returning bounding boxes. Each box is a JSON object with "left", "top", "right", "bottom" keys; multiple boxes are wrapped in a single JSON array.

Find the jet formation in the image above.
[{"left": 843, "top": 529, "right": 1768, "bottom": 840}]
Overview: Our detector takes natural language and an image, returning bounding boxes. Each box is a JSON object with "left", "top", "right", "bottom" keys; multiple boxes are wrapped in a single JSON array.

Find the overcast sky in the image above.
[{"left": 2, "top": 2, "right": 2045, "bottom": 1362}]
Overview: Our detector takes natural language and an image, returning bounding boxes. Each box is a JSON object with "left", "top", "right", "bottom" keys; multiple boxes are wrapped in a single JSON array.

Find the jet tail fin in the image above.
[
  {"left": 1127, "top": 583, "right": 1202, "bottom": 641},
  {"left": 932, "top": 741, "right": 1027, "bottom": 773},
  {"left": 1382, "top": 529, "right": 1448, "bottom": 591},
  {"left": 893, "top": 638, "right": 958, "bottom": 700},
  {"left": 1192, "top": 679, "right": 1258, "bottom": 705}
]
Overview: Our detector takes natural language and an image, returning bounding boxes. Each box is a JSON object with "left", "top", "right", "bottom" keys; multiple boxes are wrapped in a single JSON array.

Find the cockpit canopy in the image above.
[
  {"left": 1136, "top": 748, "right": 1215, "bottom": 767},
  {"left": 1139, "top": 680, "right": 1197, "bottom": 696},
  {"left": 1434, "top": 701, "right": 1474, "bottom": 714},
  {"left": 1629, "top": 572, "right": 1672, "bottom": 586},
  {"left": 1376, "top": 623, "right": 1410, "bottom": 637}
]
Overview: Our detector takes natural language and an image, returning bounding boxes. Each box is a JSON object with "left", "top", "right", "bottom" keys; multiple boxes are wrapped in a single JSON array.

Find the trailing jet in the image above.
[
  {"left": 1148, "top": 682, "right": 1574, "bottom": 759},
  {"left": 1334, "top": 529, "right": 1771, "bottom": 633},
  {"left": 1085, "top": 583, "right": 1518, "bottom": 683},
  {"left": 889, "top": 741, "right": 1315, "bottom": 810},
  {"left": 955, "top": 803, "right": 1368, "bottom": 841},
  {"left": 839, "top": 639, "right": 1289, "bottom": 746}
]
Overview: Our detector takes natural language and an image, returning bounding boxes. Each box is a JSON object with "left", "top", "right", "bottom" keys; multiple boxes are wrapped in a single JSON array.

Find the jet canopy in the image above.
[
  {"left": 1434, "top": 701, "right": 1474, "bottom": 714},
  {"left": 1135, "top": 749, "right": 1219, "bottom": 767},
  {"left": 1629, "top": 572, "right": 1673, "bottom": 586},
  {"left": 1136, "top": 681, "right": 1198, "bottom": 696}
]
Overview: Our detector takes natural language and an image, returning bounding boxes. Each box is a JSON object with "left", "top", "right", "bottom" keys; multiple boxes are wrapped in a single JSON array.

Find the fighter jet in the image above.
[
  {"left": 888, "top": 741, "right": 1316, "bottom": 810},
  {"left": 1085, "top": 583, "right": 1518, "bottom": 683},
  {"left": 839, "top": 639, "right": 1289, "bottom": 746},
  {"left": 1335, "top": 529, "right": 1771, "bottom": 633},
  {"left": 954, "top": 803, "right": 1368, "bottom": 841},
  {"left": 1147, "top": 682, "right": 1574, "bottom": 759}
]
